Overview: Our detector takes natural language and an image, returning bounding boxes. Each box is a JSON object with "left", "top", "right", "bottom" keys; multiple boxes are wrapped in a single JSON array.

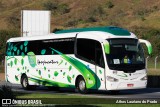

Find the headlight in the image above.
[
  {"left": 141, "top": 76, "right": 147, "bottom": 80},
  {"left": 106, "top": 76, "right": 118, "bottom": 82}
]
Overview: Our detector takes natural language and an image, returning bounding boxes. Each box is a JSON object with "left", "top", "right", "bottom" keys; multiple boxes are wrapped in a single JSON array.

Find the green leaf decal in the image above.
[
  {"left": 27, "top": 52, "right": 36, "bottom": 67},
  {"left": 39, "top": 70, "right": 41, "bottom": 75},
  {"left": 15, "top": 75, "right": 18, "bottom": 81},
  {"left": 17, "top": 68, "right": 20, "bottom": 71},
  {"left": 48, "top": 74, "right": 50, "bottom": 78},
  {"left": 10, "top": 44, "right": 13, "bottom": 50},
  {"left": 69, "top": 65, "right": 72, "bottom": 71},
  {"left": 14, "top": 59, "right": 17, "bottom": 65},
  {"left": 21, "top": 59, "right": 24, "bottom": 66},
  {"left": 41, "top": 49, "right": 46, "bottom": 55},
  {"left": 7, "top": 51, "right": 11, "bottom": 56},
  {"left": 27, "top": 69, "right": 29, "bottom": 72},
  {"left": 17, "top": 50, "right": 20, "bottom": 55},
  {"left": 52, "top": 51, "right": 54, "bottom": 54},
  {"left": 8, "top": 42, "right": 11, "bottom": 46},
  {"left": 13, "top": 47, "right": 17, "bottom": 51},
  {"left": 67, "top": 75, "right": 71, "bottom": 83},
  {"left": 72, "top": 75, "right": 75, "bottom": 78},
  {"left": 117, "top": 73, "right": 128, "bottom": 77},
  {"left": 20, "top": 45, "right": 23, "bottom": 50},
  {"left": 24, "top": 41, "right": 28, "bottom": 46},
  {"left": 44, "top": 66, "right": 46, "bottom": 70},
  {"left": 25, "top": 47, "right": 27, "bottom": 52},
  {"left": 65, "top": 62, "right": 67, "bottom": 65},
  {"left": 58, "top": 60, "right": 63, "bottom": 66},
  {"left": 54, "top": 71, "right": 59, "bottom": 76},
  {"left": 21, "top": 52, "right": 25, "bottom": 56},
  {"left": 99, "top": 70, "right": 102, "bottom": 74},
  {"left": 63, "top": 72, "right": 66, "bottom": 76},
  {"left": 10, "top": 61, "right": 13, "bottom": 67}
]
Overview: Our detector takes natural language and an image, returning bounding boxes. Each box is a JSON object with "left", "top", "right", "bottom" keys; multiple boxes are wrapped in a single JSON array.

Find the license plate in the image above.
[{"left": 127, "top": 84, "right": 134, "bottom": 87}]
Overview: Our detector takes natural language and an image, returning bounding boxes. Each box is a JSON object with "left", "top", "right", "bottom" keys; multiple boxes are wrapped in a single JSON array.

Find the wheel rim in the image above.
[
  {"left": 23, "top": 78, "right": 28, "bottom": 88},
  {"left": 79, "top": 80, "right": 85, "bottom": 91}
]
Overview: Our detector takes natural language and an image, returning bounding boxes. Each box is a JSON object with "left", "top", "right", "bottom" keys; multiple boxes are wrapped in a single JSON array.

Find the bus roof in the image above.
[
  {"left": 7, "top": 26, "right": 137, "bottom": 43},
  {"left": 55, "top": 26, "right": 131, "bottom": 36}
]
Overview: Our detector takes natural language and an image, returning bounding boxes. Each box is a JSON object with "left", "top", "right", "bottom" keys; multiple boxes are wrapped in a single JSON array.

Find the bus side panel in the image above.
[
  {"left": 6, "top": 56, "right": 24, "bottom": 84},
  {"left": 6, "top": 54, "right": 85, "bottom": 88},
  {"left": 27, "top": 54, "right": 97, "bottom": 89},
  {"left": 6, "top": 44, "right": 100, "bottom": 89},
  {"left": 27, "top": 55, "right": 81, "bottom": 88}
]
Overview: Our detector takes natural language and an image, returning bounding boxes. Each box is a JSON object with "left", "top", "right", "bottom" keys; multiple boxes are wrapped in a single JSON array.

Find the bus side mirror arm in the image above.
[{"left": 139, "top": 39, "right": 152, "bottom": 55}]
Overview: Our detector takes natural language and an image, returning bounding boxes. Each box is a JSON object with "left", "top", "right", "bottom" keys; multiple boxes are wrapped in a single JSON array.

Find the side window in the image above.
[
  {"left": 6, "top": 41, "right": 29, "bottom": 56},
  {"left": 6, "top": 38, "right": 75, "bottom": 56},
  {"left": 76, "top": 38, "right": 95, "bottom": 63},
  {"left": 28, "top": 38, "right": 75, "bottom": 55}
]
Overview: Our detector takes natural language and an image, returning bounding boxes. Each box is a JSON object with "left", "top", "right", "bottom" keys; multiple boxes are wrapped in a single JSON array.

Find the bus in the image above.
[{"left": 5, "top": 26, "right": 152, "bottom": 94}]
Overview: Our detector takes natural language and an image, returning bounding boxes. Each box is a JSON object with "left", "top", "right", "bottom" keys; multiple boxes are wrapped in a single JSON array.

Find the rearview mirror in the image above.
[
  {"left": 103, "top": 41, "right": 110, "bottom": 54},
  {"left": 139, "top": 39, "right": 152, "bottom": 55}
]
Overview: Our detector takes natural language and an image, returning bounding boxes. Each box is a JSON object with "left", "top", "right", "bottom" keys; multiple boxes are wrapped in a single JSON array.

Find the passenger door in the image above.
[{"left": 95, "top": 43, "right": 106, "bottom": 90}]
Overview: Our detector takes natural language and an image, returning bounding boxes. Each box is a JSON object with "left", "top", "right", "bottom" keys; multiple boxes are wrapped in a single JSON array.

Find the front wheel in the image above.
[{"left": 77, "top": 77, "right": 88, "bottom": 94}]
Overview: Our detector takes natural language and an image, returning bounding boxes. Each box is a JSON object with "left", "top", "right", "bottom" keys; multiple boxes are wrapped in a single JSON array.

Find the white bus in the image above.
[{"left": 5, "top": 26, "right": 152, "bottom": 94}]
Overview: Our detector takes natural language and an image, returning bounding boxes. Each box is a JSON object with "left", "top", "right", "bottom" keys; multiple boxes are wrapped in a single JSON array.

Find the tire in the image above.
[
  {"left": 77, "top": 77, "right": 87, "bottom": 94},
  {"left": 21, "top": 75, "right": 36, "bottom": 90}
]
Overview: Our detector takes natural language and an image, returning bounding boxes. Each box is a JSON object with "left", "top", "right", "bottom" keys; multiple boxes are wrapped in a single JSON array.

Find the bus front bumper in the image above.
[{"left": 106, "top": 80, "right": 147, "bottom": 90}]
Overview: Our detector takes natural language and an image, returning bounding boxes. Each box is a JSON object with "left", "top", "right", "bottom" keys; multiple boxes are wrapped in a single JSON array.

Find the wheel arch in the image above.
[
  {"left": 75, "top": 75, "right": 86, "bottom": 88},
  {"left": 20, "top": 73, "right": 27, "bottom": 84}
]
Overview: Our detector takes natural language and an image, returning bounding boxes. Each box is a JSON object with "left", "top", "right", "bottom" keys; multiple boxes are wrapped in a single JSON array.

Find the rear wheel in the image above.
[
  {"left": 21, "top": 75, "right": 36, "bottom": 90},
  {"left": 77, "top": 77, "right": 87, "bottom": 94}
]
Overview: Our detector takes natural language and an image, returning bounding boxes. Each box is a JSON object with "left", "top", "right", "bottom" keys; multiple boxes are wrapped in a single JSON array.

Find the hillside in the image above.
[
  {"left": 0, "top": 0, "right": 160, "bottom": 29},
  {"left": 0, "top": 0, "right": 160, "bottom": 61}
]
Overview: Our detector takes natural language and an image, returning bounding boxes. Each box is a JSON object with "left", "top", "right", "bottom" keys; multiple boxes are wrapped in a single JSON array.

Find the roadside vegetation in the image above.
[
  {"left": 0, "top": 81, "right": 160, "bottom": 106},
  {"left": 0, "top": 86, "right": 158, "bottom": 107},
  {"left": 0, "top": 85, "right": 15, "bottom": 99}
]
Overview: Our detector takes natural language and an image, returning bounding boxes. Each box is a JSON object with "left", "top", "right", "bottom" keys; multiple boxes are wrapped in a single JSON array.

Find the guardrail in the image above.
[
  {"left": 155, "top": 56, "right": 159, "bottom": 70},
  {"left": 145, "top": 56, "right": 160, "bottom": 70}
]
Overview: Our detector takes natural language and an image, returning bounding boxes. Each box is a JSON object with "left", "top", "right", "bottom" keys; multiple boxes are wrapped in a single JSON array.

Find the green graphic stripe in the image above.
[
  {"left": 50, "top": 48, "right": 101, "bottom": 89},
  {"left": 117, "top": 73, "right": 128, "bottom": 77},
  {"left": 29, "top": 76, "right": 75, "bottom": 88},
  {"left": 55, "top": 26, "right": 131, "bottom": 36}
]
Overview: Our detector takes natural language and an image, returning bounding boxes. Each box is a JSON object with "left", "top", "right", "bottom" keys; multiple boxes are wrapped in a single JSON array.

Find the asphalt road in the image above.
[{"left": 0, "top": 81, "right": 160, "bottom": 98}]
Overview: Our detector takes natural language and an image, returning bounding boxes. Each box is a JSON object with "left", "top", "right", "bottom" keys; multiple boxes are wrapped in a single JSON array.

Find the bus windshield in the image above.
[{"left": 106, "top": 39, "right": 145, "bottom": 71}]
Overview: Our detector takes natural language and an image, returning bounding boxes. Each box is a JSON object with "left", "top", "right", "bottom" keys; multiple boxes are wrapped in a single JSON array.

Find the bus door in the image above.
[{"left": 95, "top": 47, "right": 106, "bottom": 90}]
